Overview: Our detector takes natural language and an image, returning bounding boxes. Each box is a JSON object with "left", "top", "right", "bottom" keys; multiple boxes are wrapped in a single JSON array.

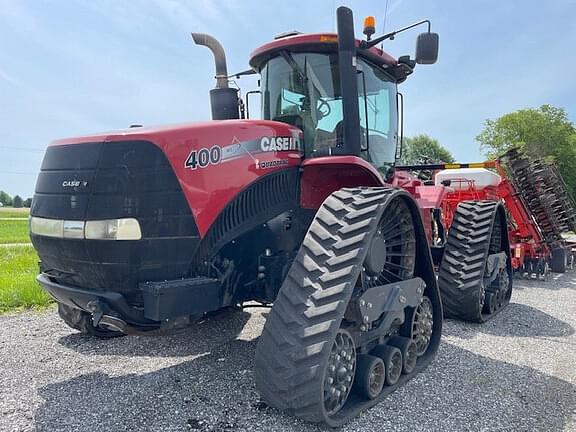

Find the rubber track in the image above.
[
  {"left": 438, "top": 200, "right": 510, "bottom": 322},
  {"left": 254, "top": 187, "right": 400, "bottom": 425}
]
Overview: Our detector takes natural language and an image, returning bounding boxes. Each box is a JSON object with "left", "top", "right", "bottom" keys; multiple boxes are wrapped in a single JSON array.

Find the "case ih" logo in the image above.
[{"left": 62, "top": 180, "right": 88, "bottom": 188}]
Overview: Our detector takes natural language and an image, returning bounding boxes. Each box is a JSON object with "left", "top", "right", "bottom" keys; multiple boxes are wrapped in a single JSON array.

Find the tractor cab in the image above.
[
  {"left": 244, "top": 12, "right": 438, "bottom": 181},
  {"left": 250, "top": 36, "right": 398, "bottom": 178},
  {"left": 194, "top": 9, "right": 438, "bottom": 181}
]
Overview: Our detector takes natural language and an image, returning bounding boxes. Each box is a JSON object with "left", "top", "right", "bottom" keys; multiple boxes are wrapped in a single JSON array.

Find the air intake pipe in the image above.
[{"left": 191, "top": 32, "right": 239, "bottom": 120}]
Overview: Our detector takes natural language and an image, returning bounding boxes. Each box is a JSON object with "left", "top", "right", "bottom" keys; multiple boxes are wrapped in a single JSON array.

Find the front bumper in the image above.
[
  {"left": 38, "top": 272, "right": 225, "bottom": 328},
  {"left": 37, "top": 273, "right": 155, "bottom": 327}
]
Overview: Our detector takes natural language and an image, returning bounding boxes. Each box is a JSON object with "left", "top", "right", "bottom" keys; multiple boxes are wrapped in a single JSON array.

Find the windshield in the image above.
[{"left": 260, "top": 52, "right": 397, "bottom": 173}]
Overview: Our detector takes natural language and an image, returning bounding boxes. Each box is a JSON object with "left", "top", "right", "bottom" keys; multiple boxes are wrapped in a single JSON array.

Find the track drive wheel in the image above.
[
  {"left": 438, "top": 201, "right": 513, "bottom": 322},
  {"left": 254, "top": 188, "right": 442, "bottom": 426},
  {"left": 57, "top": 303, "right": 124, "bottom": 338}
]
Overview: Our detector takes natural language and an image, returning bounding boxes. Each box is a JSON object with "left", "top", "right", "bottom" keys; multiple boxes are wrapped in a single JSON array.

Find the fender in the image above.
[{"left": 300, "top": 156, "right": 385, "bottom": 208}]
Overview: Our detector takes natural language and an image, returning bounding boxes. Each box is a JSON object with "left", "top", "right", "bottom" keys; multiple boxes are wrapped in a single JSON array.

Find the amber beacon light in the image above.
[{"left": 363, "top": 16, "right": 376, "bottom": 40}]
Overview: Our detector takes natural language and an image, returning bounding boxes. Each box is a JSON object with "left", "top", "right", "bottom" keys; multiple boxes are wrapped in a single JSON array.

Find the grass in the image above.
[
  {"left": 0, "top": 244, "right": 53, "bottom": 313},
  {"left": 0, "top": 207, "right": 30, "bottom": 219},
  {"left": 0, "top": 208, "right": 31, "bottom": 244},
  {"left": 0, "top": 207, "right": 52, "bottom": 313},
  {"left": 0, "top": 219, "right": 30, "bottom": 244}
]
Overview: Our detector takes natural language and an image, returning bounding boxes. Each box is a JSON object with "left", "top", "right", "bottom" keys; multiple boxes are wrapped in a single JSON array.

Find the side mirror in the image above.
[{"left": 415, "top": 32, "right": 439, "bottom": 64}]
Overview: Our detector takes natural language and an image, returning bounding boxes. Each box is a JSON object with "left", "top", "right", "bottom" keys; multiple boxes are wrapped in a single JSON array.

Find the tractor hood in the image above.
[
  {"left": 41, "top": 119, "right": 303, "bottom": 236},
  {"left": 50, "top": 119, "right": 301, "bottom": 151}
]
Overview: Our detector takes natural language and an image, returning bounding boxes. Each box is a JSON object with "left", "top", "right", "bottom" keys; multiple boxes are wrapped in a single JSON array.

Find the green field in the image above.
[
  {"left": 0, "top": 244, "right": 53, "bottom": 313},
  {"left": 0, "top": 208, "right": 53, "bottom": 313},
  {"left": 0, "top": 207, "right": 30, "bottom": 219},
  {"left": 0, "top": 219, "right": 30, "bottom": 244},
  {"left": 0, "top": 207, "right": 30, "bottom": 244}
]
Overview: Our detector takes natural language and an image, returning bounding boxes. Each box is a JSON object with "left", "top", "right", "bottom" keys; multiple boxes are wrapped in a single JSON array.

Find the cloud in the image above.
[{"left": 0, "top": 68, "right": 19, "bottom": 86}]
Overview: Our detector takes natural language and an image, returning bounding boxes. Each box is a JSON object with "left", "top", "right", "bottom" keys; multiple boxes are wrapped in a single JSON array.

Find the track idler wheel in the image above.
[
  {"left": 353, "top": 354, "right": 385, "bottom": 400},
  {"left": 411, "top": 296, "right": 434, "bottom": 356},
  {"left": 483, "top": 292, "right": 497, "bottom": 315}
]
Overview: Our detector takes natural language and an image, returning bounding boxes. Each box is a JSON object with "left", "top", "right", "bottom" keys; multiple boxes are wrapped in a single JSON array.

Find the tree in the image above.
[
  {"left": 400, "top": 134, "right": 455, "bottom": 165},
  {"left": 0, "top": 191, "right": 12, "bottom": 207},
  {"left": 476, "top": 104, "right": 576, "bottom": 196},
  {"left": 23, "top": 198, "right": 32, "bottom": 208},
  {"left": 12, "top": 195, "right": 23, "bottom": 208}
]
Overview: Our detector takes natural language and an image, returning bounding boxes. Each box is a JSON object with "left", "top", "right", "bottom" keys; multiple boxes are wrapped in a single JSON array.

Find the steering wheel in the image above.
[{"left": 317, "top": 99, "right": 331, "bottom": 119}]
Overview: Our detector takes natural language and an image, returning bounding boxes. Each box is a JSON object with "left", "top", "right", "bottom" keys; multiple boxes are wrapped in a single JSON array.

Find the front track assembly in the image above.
[
  {"left": 438, "top": 201, "right": 513, "bottom": 322},
  {"left": 254, "top": 187, "right": 443, "bottom": 426}
]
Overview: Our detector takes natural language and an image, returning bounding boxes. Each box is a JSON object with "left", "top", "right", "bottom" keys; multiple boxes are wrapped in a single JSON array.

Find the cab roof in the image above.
[{"left": 249, "top": 32, "right": 398, "bottom": 70}]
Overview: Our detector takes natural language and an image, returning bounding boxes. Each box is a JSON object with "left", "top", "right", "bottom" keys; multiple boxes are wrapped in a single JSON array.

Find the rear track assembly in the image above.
[{"left": 438, "top": 201, "right": 513, "bottom": 322}]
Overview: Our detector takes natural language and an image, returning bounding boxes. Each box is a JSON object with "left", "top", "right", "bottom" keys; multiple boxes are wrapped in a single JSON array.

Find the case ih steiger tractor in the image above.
[{"left": 29, "top": 7, "right": 512, "bottom": 425}]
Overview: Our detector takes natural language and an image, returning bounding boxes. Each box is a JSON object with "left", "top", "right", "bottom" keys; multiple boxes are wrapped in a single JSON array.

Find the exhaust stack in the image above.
[
  {"left": 191, "top": 32, "right": 239, "bottom": 120},
  {"left": 336, "top": 7, "right": 362, "bottom": 156}
]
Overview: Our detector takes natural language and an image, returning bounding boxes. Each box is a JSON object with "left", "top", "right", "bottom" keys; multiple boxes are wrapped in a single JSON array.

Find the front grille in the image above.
[{"left": 31, "top": 140, "right": 200, "bottom": 293}]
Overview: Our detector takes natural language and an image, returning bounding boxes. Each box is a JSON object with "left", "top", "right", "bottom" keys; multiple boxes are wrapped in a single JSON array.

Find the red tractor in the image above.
[{"left": 29, "top": 7, "right": 512, "bottom": 425}]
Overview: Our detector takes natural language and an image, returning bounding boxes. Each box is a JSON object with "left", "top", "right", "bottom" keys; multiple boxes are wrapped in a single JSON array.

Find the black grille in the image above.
[{"left": 31, "top": 140, "right": 199, "bottom": 293}]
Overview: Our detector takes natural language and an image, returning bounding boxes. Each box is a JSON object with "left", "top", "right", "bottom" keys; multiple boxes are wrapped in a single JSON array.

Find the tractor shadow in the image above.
[
  {"left": 442, "top": 302, "right": 575, "bottom": 339},
  {"left": 57, "top": 308, "right": 254, "bottom": 358},
  {"left": 33, "top": 340, "right": 576, "bottom": 432}
]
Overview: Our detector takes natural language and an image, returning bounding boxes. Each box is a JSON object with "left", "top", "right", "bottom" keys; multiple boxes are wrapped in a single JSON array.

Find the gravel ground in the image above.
[{"left": 1, "top": 273, "right": 575, "bottom": 432}]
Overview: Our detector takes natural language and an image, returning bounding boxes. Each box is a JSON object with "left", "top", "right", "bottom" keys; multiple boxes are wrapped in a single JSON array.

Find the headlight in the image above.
[
  {"left": 63, "top": 220, "right": 85, "bottom": 239},
  {"left": 30, "top": 217, "right": 64, "bottom": 238},
  {"left": 30, "top": 217, "right": 141, "bottom": 240},
  {"left": 85, "top": 218, "right": 142, "bottom": 240}
]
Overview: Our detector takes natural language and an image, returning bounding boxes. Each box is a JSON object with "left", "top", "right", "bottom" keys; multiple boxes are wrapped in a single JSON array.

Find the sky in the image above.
[{"left": 1, "top": 0, "right": 575, "bottom": 198}]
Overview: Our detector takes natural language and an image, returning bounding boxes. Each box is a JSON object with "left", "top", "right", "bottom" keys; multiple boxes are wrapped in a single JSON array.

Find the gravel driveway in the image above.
[{"left": 1, "top": 273, "right": 575, "bottom": 432}]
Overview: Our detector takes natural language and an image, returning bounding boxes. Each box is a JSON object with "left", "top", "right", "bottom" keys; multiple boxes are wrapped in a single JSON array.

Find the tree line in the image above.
[
  {"left": 0, "top": 191, "right": 32, "bottom": 208},
  {"left": 400, "top": 104, "right": 576, "bottom": 198}
]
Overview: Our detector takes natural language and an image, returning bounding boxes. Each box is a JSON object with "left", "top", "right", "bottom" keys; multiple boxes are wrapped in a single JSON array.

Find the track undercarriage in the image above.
[
  {"left": 254, "top": 187, "right": 442, "bottom": 425},
  {"left": 438, "top": 201, "right": 513, "bottom": 322}
]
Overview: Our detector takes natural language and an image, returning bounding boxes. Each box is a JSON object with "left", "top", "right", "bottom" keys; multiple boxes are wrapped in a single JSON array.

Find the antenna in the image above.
[
  {"left": 382, "top": 0, "right": 390, "bottom": 33},
  {"left": 332, "top": 0, "right": 336, "bottom": 32},
  {"left": 381, "top": 0, "right": 390, "bottom": 49}
]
